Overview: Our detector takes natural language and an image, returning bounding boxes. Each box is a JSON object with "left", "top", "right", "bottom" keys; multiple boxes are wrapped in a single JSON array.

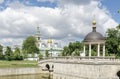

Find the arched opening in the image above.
[
  {"left": 46, "top": 64, "right": 50, "bottom": 70},
  {"left": 117, "top": 71, "right": 120, "bottom": 79},
  {"left": 52, "top": 65, "right": 54, "bottom": 69}
]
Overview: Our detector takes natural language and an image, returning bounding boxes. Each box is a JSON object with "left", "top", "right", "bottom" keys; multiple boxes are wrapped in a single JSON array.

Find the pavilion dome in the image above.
[
  {"left": 83, "top": 19, "right": 105, "bottom": 42},
  {"left": 83, "top": 31, "right": 105, "bottom": 42}
]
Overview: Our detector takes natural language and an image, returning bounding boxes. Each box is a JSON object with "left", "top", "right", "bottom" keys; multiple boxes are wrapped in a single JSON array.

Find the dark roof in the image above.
[
  {"left": 83, "top": 31, "right": 105, "bottom": 42},
  {"left": 83, "top": 19, "right": 106, "bottom": 42}
]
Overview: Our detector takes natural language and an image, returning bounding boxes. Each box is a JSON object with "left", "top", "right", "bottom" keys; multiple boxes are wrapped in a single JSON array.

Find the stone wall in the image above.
[
  {"left": 0, "top": 67, "right": 47, "bottom": 76},
  {"left": 39, "top": 58, "right": 120, "bottom": 79},
  {"left": 53, "top": 62, "right": 120, "bottom": 79}
]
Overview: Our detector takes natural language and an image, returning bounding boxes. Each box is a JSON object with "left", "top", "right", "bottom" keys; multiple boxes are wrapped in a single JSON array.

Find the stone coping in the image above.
[
  {"left": 39, "top": 56, "right": 120, "bottom": 65},
  {"left": 39, "top": 56, "right": 116, "bottom": 61},
  {"left": 39, "top": 59, "right": 120, "bottom": 65}
]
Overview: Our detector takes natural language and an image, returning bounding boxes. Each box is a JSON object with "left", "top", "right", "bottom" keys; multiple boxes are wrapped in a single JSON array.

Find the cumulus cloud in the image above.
[
  {"left": 0, "top": 0, "right": 118, "bottom": 47},
  {"left": 58, "top": 0, "right": 92, "bottom": 6}
]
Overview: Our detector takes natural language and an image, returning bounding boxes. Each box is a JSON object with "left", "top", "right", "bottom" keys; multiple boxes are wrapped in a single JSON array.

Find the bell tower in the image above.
[{"left": 35, "top": 26, "right": 41, "bottom": 48}]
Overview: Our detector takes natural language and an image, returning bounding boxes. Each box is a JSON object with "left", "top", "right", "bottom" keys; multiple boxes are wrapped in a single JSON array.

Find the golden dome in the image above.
[
  {"left": 47, "top": 39, "right": 52, "bottom": 44},
  {"left": 92, "top": 19, "right": 96, "bottom": 25}
]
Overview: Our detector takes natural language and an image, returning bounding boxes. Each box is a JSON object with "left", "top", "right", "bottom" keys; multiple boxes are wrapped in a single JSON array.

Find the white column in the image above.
[
  {"left": 103, "top": 44, "right": 105, "bottom": 57},
  {"left": 83, "top": 45, "right": 86, "bottom": 56},
  {"left": 89, "top": 44, "right": 91, "bottom": 57},
  {"left": 39, "top": 42, "right": 42, "bottom": 48},
  {"left": 97, "top": 43, "right": 100, "bottom": 57}
]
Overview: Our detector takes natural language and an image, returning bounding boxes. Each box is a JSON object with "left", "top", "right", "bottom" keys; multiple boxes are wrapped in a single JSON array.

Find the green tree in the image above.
[
  {"left": 45, "top": 50, "right": 49, "bottom": 57},
  {"left": 62, "top": 41, "right": 83, "bottom": 56},
  {"left": 13, "top": 47, "right": 23, "bottom": 60},
  {"left": 5, "top": 46, "right": 13, "bottom": 61},
  {"left": 73, "top": 49, "right": 80, "bottom": 56},
  {"left": 38, "top": 52, "right": 43, "bottom": 60},
  {"left": 22, "top": 36, "right": 39, "bottom": 57},
  {"left": 62, "top": 46, "right": 70, "bottom": 56},
  {"left": 0, "top": 44, "right": 4, "bottom": 59},
  {"left": 106, "top": 24, "right": 120, "bottom": 57}
]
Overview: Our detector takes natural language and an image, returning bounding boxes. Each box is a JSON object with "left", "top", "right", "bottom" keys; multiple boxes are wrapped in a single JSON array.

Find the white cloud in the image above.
[
  {"left": 0, "top": 0, "right": 118, "bottom": 47},
  {"left": 58, "top": 0, "right": 92, "bottom": 7},
  {"left": 0, "top": 0, "right": 4, "bottom": 4}
]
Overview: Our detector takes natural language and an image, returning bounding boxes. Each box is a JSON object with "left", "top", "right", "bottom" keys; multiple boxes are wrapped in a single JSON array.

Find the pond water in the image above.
[{"left": 0, "top": 74, "right": 52, "bottom": 79}]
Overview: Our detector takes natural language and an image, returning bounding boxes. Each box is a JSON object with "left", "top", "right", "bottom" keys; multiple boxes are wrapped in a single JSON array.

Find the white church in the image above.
[{"left": 34, "top": 26, "right": 63, "bottom": 57}]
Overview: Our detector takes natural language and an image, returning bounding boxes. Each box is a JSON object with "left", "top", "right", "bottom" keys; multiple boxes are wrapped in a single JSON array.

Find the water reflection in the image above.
[{"left": 0, "top": 74, "right": 52, "bottom": 79}]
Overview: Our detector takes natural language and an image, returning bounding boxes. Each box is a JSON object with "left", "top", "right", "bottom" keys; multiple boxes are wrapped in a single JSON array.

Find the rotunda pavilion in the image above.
[{"left": 83, "top": 19, "right": 106, "bottom": 57}]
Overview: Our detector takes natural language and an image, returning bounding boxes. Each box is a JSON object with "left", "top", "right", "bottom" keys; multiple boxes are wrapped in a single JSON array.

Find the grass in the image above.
[{"left": 0, "top": 60, "right": 38, "bottom": 68}]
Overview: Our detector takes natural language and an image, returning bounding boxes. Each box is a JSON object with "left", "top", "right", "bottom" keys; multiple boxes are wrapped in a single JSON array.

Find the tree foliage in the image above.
[
  {"left": 5, "top": 46, "right": 13, "bottom": 61},
  {"left": 13, "top": 47, "right": 23, "bottom": 60},
  {"left": 0, "top": 44, "right": 4, "bottom": 59},
  {"left": 62, "top": 41, "right": 83, "bottom": 56},
  {"left": 106, "top": 24, "right": 120, "bottom": 57},
  {"left": 39, "top": 52, "right": 43, "bottom": 60},
  {"left": 22, "top": 36, "right": 39, "bottom": 57},
  {"left": 45, "top": 50, "right": 49, "bottom": 57}
]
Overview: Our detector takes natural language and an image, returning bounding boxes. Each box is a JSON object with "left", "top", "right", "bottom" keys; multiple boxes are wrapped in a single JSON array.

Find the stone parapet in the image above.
[{"left": 39, "top": 56, "right": 120, "bottom": 79}]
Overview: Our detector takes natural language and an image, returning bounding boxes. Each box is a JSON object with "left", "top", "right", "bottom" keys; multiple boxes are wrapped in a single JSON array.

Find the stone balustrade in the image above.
[
  {"left": 39, "top": 56, "right": 120, "bottom": 64},
  {"left": 38, "top": 56, "right": 120, "bottom": 79}
]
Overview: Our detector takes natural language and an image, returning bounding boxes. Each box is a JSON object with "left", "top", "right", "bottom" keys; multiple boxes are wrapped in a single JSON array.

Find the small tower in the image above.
[{"left": 35, "top": 26, "right": 41, "bottom": 48}]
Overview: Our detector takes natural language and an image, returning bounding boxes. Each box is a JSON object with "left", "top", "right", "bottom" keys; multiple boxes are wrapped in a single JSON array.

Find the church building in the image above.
[{"left": 34, "top": 26, "right": 63, "bottom": 57}]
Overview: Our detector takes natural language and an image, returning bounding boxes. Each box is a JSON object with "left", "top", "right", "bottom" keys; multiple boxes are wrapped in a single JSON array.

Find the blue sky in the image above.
[
  {"left": 100, "top": 0, "right": 120, "bottom": 23},
  {"left": 0, "top": 0, "right": 57, "bottom": 9},
  {"left": 0, "top": 0, "right": 119, "bottom": 46}
]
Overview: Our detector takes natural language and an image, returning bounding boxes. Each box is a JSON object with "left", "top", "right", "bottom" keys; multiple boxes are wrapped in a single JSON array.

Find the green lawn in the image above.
[{"left": 0, "top": 60, "right": 38, "bottom": 68}]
